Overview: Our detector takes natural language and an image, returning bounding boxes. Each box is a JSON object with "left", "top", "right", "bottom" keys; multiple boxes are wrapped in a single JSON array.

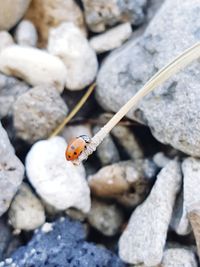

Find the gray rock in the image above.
[
  {"left": 8, "top": 183, "right": 45, "bottom": 231},
  {"left": 0, "top": 73, "right": 30, "bottom": 118},
  {"left": 13, "top": 85, "right": 68, "bottom": 143},
  {"left": 82, "top": 0, "right": 147, "bottom": 32},
  {"left": 119, "top": 160, "right": 182, "bottom": 265},
  {"left": 0, "top": 122, "right": 24, "bottom": 216},
  {"left": 88, "top": 199, "right": 124, "bottom": 236},
  {"left": 15, "top": 20, "right": 38, "bottom": 47},
  {"left": 153, "top": 152, "right": 171, "bottom": 168},
  {"left": 0, "top": 218, "right": 12, "bottom": 261},
  {"left": 93, "top": 125, "right": 120, "bottom": 166},
  {"left": 96, "top": 0, "right": 200, "bottom": 157}
]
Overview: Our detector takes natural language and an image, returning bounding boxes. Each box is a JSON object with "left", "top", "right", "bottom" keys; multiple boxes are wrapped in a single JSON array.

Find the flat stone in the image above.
[
  {"left": 25, "top": 0, "right": 86, "bottom": 47},
  {"left": 90, "top": 23, "right": 132, "bottom": 54},
  {"left": 119, "top": 160, "right": 182, "bottom": 265},
  {"left": 0, "top": 45, "right": 67, "bottom": 92},
  {"left": 13, "top": 85, "right": 68, "bottom": 143},
  {"left": 25, "top": 137, "right": 91, "bottom": 213},
  {"left": 8, "top": 183, "right": 45, "bottom": 231},
  {"left": 14, "top": 20, "right": 38, "bottom": 47},
  {"left": 82, "top": 0, "right": 147, "bottom": 32},
  {"left": 0, "top": 122, "right": 24, "bottom": 216},
  {"left": 48, "top": 22, "right": 98, "bottom": 90},
  {"left": 0, "top": 0, "right": 31, "bottom": 30},
  {"left": 96, "top": 0, "right": 200, "bottom": 157}
]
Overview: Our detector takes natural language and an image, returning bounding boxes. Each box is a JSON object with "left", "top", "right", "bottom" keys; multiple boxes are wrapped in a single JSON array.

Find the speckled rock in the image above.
[
  {"left": 8, "top": 183, "right": 45, "bottom": 231},
  {"left": 15, "top": 20, "right": 38, "bottom": 47},
  {"left": 119, "top": 160, "right": 182, "bottom": 265},
  {"left": 26, "top": 137, "right": 91, "bottom": 213},
  {"left": 25, "top": 0, "right": 86, "bottom": 47},
  {"left": 89, "top": 159, "right": 157, "bottom": 207},
  {"left": 0, "top": 0, "right": 31, "bottom": 30},
  {"left": 0, "top": 45, "right": 67, "bottom": 92},
  {"left": 93, "top": 125, "right": 120, "bottom": 166},
  {"left": 0, "top": 123, "right": 24, "bottom": 216},
  {"left": 82, "top": 0, "right": 147, "bottom": 32},
  {"left": 13, "top": 85, "right": 68, "bottom": 143},
  {"left": 88, "top": 199, "right": 124, "bottom": 236},
  {"left": 0, "top": 73, "right": 30, "bottom": 118},
  {"left": 111, "top": 125, "right": 143, "bottom": 160},
  {"left": 1, "top": 217, "right": 125, "bottom": 267},
  {"left": 90, "top": 23, "right": 132, "bottom": 54},
  {"left": 48, "top": 22, "right": 98, "bottom": 90},
  {"left": 0, "top": 31, "right": 14, "bottom": 53},
  {"left": 96, "top": 0, "right": 200, "bottom": 157},
  {"left": 62, "top": 124, "right": 92, "bottom": 144}
]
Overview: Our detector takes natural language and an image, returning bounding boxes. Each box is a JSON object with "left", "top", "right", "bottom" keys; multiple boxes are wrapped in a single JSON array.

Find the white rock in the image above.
[
  {"left": 119, "top": 160, "right": 182, "bottom": 266},
  {"left": 25, "top": 137, "right": 91, "bottom": 213},
  {"left": 8, "top": 183, "right": 45, "bottom": 231},
  {"left": 0, "top": 45, "right": 67, "bottom": 92},
  {"left": 90, "top": 23, "right": 132, "bottom": 54},
  {"left": 0, "top": 31, "right": 14, "bottom": 52},
  {"left": 48, "top": 22, "right": 98, "bottom": 90},
  {"left": 15, "top": 20, "right": 38, "bottom": 47},
  {"left": 0, "top": 0, "right": 31, "bottom": 30}
]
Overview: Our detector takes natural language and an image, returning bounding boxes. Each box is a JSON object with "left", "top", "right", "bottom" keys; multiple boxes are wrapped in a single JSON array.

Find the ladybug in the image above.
[{"left": 65, "top": 135, "right": 91, "bottom": 161}]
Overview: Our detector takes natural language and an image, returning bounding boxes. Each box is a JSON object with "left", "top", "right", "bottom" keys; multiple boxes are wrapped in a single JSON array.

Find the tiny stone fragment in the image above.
[{"left": 15, "top": 20, "right": 38, "bottom": 47}]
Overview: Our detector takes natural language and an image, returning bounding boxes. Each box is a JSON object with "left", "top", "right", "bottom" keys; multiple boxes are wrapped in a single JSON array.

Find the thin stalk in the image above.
[
  {"left": 49, "top": 82, "right": 96, "bottom": 138},
  {"left": 73, "top": 42, "right": 200, "bottom": 165}
]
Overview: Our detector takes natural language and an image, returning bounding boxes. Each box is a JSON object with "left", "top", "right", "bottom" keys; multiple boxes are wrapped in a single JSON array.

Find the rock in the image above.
[
  {"left": 0, "top": 73, "right": 30, "bottom": 118},
  {"left": 25, "top": 137, "right": 91, "bottom": 213},
  {"left": 89, "top": 159, "right": 157, "bottom": 207},
  {"left": 15, "top": 20, "right": 38, "bottom": 47},
  {"left": 93, "top": 125, "right": 120, "bottom": 166},
  {"left": 25, "top": 0, "right": 86, "bottom": 47},
  {"left": 13, "top": 85, "right": 68, "bottom": 143},
  {"left": 0, "top": 0, "right": 31, "bottom": 30},
  {"left": 0, "top": 31, "right": 14, "bottom": 53},
  {"left": 161, "top": 248, "right": 197, "bottom": 267},
  {"left": 82, "top": 0, "right": 147, "bottom": 32},
  {"left": 96, "top": 0, "right": 200, "bottom": 157},
  {"left": 8, "top": 183, "right": 45, "bottom": 231},
  {"left": 88, "top": 199, "right": 124, "bottom": 236},
  {"left": 119, "top": 160, "right": 182, "bottom": 265},
  {"left": 0, "top": 45, "right": 67, "bottom": 92},
  {"left": 62, "top": 124, "right": 92, "bottom": 144},
  {"left": 89, "top": 23, "right": 132, "bottom": 54},
  {"left": 0, "top": 122, "right": 24, "bottom": 216},
  {"left": 111, "top": 125, "right": 143, "bottom": 160},
  {"left": 1, "top": 217, "right": 125, "bottom": 267},
  {"left": 153, "top": 152, "right": 171, "bottom": 168},
  {"left": 0, "top": 217, "right": 12, "bottom": 261},
  {"left": 182, "top": 157, "right": 200, "bottom": 258},
  {"left": 48, "top": 22, "right": 98, "bottom": 90}
]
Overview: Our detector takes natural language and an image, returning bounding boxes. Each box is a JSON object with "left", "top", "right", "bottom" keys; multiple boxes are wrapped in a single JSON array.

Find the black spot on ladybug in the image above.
[
  {"left": 74, "top": 152, "right": 77, "bottom": 155},
  {"left": 68, "top": 155, "right": 71, "bottom": 158},
  {"left": 85, "top": 145, "right": 87, "bottom": 149}
]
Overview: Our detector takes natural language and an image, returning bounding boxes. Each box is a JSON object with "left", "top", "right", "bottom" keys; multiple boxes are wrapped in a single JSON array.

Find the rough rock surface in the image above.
[
  {"left": 1, "top": 217, "right": 125, "bottom": 267},
  {"left": 26, "top": 137, "right": 91, "bottom": 213},
  {"left": 0, "top": 31, "right": 14, "bottom": 53},
  {"left": 25, "top": 0, "right": 86, "bottom": 47},
  {"left": 0, "top": 123, "right": 24, "bottom": 216},
  {"left": 0, "top": 45, "right": 67, "bottom": 92},
  {"left": 13, "top": 85, "right": 68, "bottom": 143},
  {"left": 119, "top": 160, "right": 182, "bottom": 265},
  {"left": 87, "top": 199, "right": 124, "bottom": 236},
  {"left": 90, "top": 23, "right": 132, "bottom": 54},
  {"left": 8, "top": 183, "right": 45, "bottom": 231},
  {"left": 15, "top": 20, "right": 38, "bottom": 47},
  {"left": 82, "top": 0, "right": 147, "bottom": 32},
  {"left": 0, "top": 73, "right": 30, "bottom": 118},
  {"left": 48, "top": 22, "right": 98, "bottom": 90},
  {"left": 96, "top": 0, "right": 200, "bottom": 157},
  {"left": 0, "top": 0, "right": 31, "bottom": 30}
]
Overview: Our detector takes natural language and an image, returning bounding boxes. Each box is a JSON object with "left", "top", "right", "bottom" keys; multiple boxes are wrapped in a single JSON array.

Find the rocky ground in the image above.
[{"left": 0, "top": 0, "right": 200, "bottom": 266}]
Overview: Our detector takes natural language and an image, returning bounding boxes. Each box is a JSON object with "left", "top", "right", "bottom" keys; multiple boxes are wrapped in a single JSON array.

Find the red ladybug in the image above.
[{"left": 65, "top": 135, "right": 91, "bottom": 161}]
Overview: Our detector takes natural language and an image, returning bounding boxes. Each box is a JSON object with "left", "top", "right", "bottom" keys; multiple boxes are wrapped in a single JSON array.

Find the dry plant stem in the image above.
[
  {"left": 49, "top": 83, "right": 96, "bottom": 138},
  {"left": 73, "top": 42, "right": 200, "bottom": 165}
]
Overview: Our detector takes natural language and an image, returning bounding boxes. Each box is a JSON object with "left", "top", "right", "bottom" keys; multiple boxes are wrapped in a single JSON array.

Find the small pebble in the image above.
[
  {"left": 0, "top": 31, "right": 14, "bottom": 53},
  {"left": 48, "top": 22, "right": 98, "bottom": 90},
  {"left": 15, "top": 20, "right": 38, "bottom": 47},
  {"left": 0, "top": 45, "right": 67, "bottom": 92}
]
